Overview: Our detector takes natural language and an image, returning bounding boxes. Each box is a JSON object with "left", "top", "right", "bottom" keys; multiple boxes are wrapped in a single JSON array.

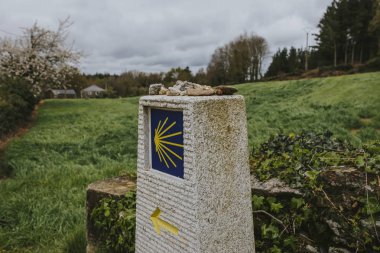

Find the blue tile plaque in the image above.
[{"left": 151, "top": 108, "right": 184, "bottom": 178}]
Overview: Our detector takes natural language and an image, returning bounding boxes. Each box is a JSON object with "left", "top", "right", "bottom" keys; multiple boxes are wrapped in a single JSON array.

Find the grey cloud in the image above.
[{"left": 0, "top": 0, "right": 333, "bottom": 74}]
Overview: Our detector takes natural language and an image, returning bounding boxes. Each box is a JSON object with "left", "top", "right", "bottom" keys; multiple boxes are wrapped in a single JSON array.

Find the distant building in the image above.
[
  {"left": 45, "top": 89, "right": 76, "bottom": 99},
  {"left": 81, "top": 85, "right": 106, "bottom": 98}
]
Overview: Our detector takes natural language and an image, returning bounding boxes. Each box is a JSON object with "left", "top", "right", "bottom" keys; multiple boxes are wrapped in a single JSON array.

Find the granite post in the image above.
[{"left": 135, "top": 95, "right": 255, "bottom": 253}]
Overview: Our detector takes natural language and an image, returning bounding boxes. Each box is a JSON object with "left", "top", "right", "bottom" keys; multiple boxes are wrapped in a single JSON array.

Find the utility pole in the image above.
[{"left": 305, "top": 32, "right": 309, "bottom": 72}]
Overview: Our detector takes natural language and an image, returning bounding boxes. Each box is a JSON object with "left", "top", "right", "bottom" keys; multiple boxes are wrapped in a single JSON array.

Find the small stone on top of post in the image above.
[{"left": 148, "top": 80, "right": 238, "bottom": 96}]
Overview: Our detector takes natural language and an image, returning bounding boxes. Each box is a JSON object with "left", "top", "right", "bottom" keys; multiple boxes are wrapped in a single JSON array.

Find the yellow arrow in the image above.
[{"left": 150, "top": 207, "right": 179, "bottom": 236}]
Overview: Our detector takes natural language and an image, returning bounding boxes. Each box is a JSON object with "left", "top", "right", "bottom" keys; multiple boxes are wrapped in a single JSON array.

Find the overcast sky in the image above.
[{"left": 0, "top": 0, "right": 332, "bottom": 74}]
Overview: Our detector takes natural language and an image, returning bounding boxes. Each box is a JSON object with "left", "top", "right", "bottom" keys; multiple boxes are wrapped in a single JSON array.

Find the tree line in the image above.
[
  {"left": 265, "top": 0, "right": 380, "bottom": 78},
  {"left": 80, "top": 33, "right": 269, "bottom": 96},
  {"left": 76, "top": 67, "right": 208, "bottom": 97},
  {"left": 265, "top": 47, "right": 315, "bottom": 78}
]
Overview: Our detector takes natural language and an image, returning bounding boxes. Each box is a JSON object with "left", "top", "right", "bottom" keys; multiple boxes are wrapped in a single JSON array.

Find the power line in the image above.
[{"left": 0, "top": 29, "right": 19, "bottom": 37}]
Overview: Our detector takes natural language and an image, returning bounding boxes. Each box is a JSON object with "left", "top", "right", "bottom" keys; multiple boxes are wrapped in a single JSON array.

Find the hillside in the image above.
[
  {"left": 0, "top": 72, "right": 379, "bottom": 252},
  {"left": 238, "top": 72, "right": 380, "bottom": 148}
]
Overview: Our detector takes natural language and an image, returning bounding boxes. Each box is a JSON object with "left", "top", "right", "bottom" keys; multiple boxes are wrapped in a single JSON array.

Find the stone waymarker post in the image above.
[{"left": 135, "top": 95, "right": 255, "bottom": 253}]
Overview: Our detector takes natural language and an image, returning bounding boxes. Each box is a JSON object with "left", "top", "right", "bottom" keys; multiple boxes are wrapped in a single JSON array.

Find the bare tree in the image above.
[
  {"left": 0, "top": 17, "right": 82, "bottom": 94},
  {"left": 207, "top": 45, "right": 230, "bottom": 85},
  {"left": 246, "top": 34, "right": 269, "bottom": 80},
  {"left": 207, "top": 33, "right": 269, "bottom": 85}
]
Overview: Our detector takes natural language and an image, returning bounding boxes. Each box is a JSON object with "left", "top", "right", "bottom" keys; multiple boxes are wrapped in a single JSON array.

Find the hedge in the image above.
[{"left": 0, "top": 78, "right": 37, "bottom": 139}]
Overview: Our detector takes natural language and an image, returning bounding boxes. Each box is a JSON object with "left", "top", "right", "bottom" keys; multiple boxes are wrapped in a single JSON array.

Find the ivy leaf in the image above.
[
  {"left": 266, "top": 197, "right": 277, "bottom": 204},
  {"left": 305, "top": 170, "right": 320, "bottom": 182},
  {"left": 284, "top": 236, "right": 297, "bottom": 251},
  {"left": 270, "top": 202, "right": 283, "bottom": 213},
  {"left": 118, "top": 235, "right": 124, "bottom": 244},
  {"left": 252, "top": 195, "right": 265, "bottom": 209},
  {"left": 365, "top": 197, "right": 380, "bottom": 215},
  {"left": 270, "top": 245, "right": 282, "bottom": 253},
  {"left": 356, "top": 156, "right": 365, "bottom": 167},
  {"left": 261, "top": 224, "right": 279, "bottom": 239},
  {"left": 291, "top": 197, "right": 305, "bottom": 209}
]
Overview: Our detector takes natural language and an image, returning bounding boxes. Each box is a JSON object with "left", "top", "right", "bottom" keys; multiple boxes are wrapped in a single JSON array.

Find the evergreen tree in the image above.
[
  {"left": 265, "top": 47, "right": 319, "bottom": 78},
  {"left": 288, "top": 47, "right": 298, "bottom": 73},
  {"left": 315, "top": 0, "right": 378, "bottom": 66},
  {"left": 316, "top": 1, "right": 341, "bottom": 67},
  {"left": 264, "top": 48, "right": 292, "bottom": 77},
  {"left": 264, "top": 49, "right": 282, "bottom": 77},
  {"left": 369, "top": 0, "right": 380, "bottom": 56}
]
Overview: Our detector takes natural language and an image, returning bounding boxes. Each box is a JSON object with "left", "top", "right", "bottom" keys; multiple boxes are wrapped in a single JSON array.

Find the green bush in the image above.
[
  {"left": 0, "top": 77, "right": 37, "bottom": 138},
  {"left": 89, "top": 132, "right": 379, "bottom": 253},
  {"left": 91, "top": 190, "right": 136, "bottom": 253},
  {"left": 251, "top": 132, "right": 380, "bottom": 253},
  {"left": 334, "top": 64, "right": 354, "bottom": 71},
  {"left": 359, "top": 57, "right": 380, "bottom": 72},
  {"left": 319, "top": 64, "right": 354, "bottom": 73}
]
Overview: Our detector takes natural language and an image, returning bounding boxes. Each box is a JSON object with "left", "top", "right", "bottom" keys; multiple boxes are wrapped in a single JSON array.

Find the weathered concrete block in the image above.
[
  {"left": 135, "top": 95, "right": 255, "bottom": 253},
  {"left": 86, "top": 175, "right": 136, "bottom": 253}
]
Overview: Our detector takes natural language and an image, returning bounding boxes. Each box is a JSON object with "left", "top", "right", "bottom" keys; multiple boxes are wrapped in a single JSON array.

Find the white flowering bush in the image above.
[{"left": 0, "top": 18, "right": 81, "bottom": 95}]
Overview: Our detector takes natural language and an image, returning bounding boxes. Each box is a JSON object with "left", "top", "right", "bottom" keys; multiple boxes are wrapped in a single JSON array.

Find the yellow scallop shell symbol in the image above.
[{"left": 154, "top": 117, "right": 184, "bottom": 168}]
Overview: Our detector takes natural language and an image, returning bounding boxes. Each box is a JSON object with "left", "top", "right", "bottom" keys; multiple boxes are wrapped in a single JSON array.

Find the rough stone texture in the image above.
[
  {"left": 166, "top": 81, "right": 204, "bottom": 96},
  {"left": 86, "top": 175, "right": 136, "bottom": 253},
  {"left": 361, "top": 219, "right": 380, "bottom": 230},
  {"left": 325, "top": 219, "right": 341, "bottom": 236},
  {"left": 328, "top": 247, "right": 352, "bottom": 253},
  {"left": 186, "top": 87, "right": 215, "bottom": 96},
  {"left": 250, "top": 175, "right": 302, "bottom": 196},
  {"left": 306, "top": 245, "right": 319, "bottom": 253},
  {"left": 159, "top": 86, "right": 169, "bottom": 95},
  {"left": 167, "top": 87, "right": 182, "bottom": 96},
  {"left": 149, "top": 83, "right": 164, "bottom": 95},
  {"left": 214, "top": 86, "right": 238, "bottom": 95},
  {"left": 148, "top": 81, "right": 239, "bottom": 97},
  {"left": 173, "top": 80, "right": 202, "bottom": 91},
  {"left": 135, "top": 95, "right": 255, "bottom": 253}
]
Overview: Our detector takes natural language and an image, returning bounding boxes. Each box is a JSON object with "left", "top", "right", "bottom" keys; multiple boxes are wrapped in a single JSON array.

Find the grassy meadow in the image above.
[
  {"left": 0, "top": 72, "right": 379, "bottom": 252},
  {"left": 239, "top": 72, "right": 380, "bottom": 148},
  {"left": 0, "top": 98, "right": 139, "bottom": 252}
]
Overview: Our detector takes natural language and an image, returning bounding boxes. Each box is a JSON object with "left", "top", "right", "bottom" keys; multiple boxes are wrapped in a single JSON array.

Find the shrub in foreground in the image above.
[
  {"left": 251, "top": 132, "right": 380, "bottom": 253},
  {"left": 91, "top": 190, "right": 136, "bottom": 253},
  {"left": 89, "top": 132, "right": 379, "bottom": 253}
]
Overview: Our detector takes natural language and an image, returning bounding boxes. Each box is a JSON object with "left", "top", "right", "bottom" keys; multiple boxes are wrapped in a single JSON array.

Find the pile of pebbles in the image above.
[{"left": 149, "top": 81, "right": 238, "bottom": 96}]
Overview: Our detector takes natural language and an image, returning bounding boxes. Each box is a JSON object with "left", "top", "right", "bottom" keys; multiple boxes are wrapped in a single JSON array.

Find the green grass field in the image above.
[
  {"left": 239, "top": 72, "right": 380, "bottom": 148},
  {"left": 0, "top": 98, "right": 139, "bottom": 252},
  {"left": 0, "top": 72, "right": 379, "bottom": 252}
]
